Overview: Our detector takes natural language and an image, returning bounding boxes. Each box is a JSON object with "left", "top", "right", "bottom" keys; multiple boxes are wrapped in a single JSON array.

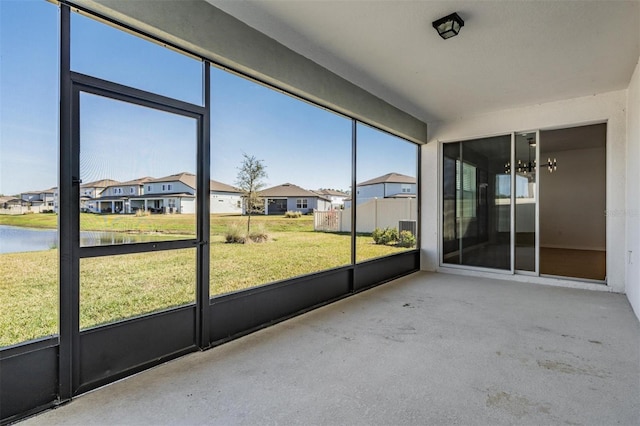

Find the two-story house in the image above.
[{"left": 344, "top": 172, "right": 416, "bottom": 208}]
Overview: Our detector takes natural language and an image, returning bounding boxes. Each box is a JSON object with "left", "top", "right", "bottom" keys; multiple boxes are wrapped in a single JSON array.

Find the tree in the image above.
[{"left": 235, "top": 154, "right": 267, "bottom": 234}]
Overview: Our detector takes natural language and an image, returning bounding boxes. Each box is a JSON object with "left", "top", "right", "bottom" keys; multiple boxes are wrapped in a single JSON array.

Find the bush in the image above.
[
  {"left": 248, "top": 223, "right": 269, "bottom": 243},
  {"left": 371, "top": 228, "right": 384, "bottom": 244},
  {"left": 397, "top": 230, "right": 416, "bottom": 248},
  {"left": 225, "top": 223, "right": 246, "bottom": 244},
  {"left": 134, "top": 209, "right": 151, "bottom": 217},
  {"left": 225, "top": 223, "right": 269, "bottom": 243},
  {"left": 284, "top": 210, "right": 302, "bottom": 218},
  {"left": 372, "top": 227, "right": 398, "bottom": 245}
]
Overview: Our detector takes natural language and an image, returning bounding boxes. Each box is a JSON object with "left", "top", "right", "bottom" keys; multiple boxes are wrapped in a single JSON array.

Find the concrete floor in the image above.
[{"left": 22, "top": 272, "right": 640, "bottom": 425}]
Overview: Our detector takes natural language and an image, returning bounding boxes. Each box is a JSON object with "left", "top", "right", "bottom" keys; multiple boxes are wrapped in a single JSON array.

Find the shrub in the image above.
[
  {"left": 284, "top": 210, "right": 302, "bottom": 218},
  {"left": 225, "top": 223, "right": 246, "bottom": 244},
  {"left": 372, "top": 227, "right": 399, "bottom": 245},
  {"left": 134, "top": 209, "right": 151, "bottom": 217},
  {"left": 372, "top": 228, "right": 384, "bottom": 244},
  {"left": 397, "top": 230, "right": 416, "bottom": 248},
  {"left": 225, "top": 223, "right": 269, "bottom": 243},
  {"left": 248, "top": 224, "right": 269, "bottom": 243}
]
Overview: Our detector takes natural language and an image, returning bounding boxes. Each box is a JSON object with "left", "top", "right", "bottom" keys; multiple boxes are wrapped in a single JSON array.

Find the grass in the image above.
[{"left": 0, "top": 213, "right": 412, "bottom": 347}]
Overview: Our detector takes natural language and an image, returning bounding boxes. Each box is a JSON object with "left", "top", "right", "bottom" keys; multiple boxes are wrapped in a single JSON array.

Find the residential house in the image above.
[
  {"left": 254, "top": 183, "right": 332, "bottom": 215},
  {"left": 0, "top": 196, "right": 22, "bottom": 214},
  {"left": 94, "top": 177, "right": 153, "bottom": 214},
  {"left": 83, "top": 172, "right": 242, "bottom": 214},
  {"left": 314, "top": 189, "right": 349, "bottom": 209},
  {"left": 344, "top": 172, "right": 416, "bottom": 208},
  {"left": 210, "top": 180, "right": 243, "bottom": 214},
  {"left": 81, "top": 179, "right": 120, "bottom": 212},
  {"left": 20, "top": 187, "right": 58, "bottom": 212}
]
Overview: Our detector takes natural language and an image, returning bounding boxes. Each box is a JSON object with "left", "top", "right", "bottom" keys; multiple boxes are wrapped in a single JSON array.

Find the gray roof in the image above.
[
  {"left": 259, "top": 183, "right": 330, "bottom": 201},
  {"left": 107, "top": 177, "right": 154, "bottom": 187},
  {"left": 211, "top": 180, "right": 241, "bottom": 194},
  {"left": 81, "top": 179, "right": 120, "bottom": 189},
  {"left": 315, "top": 189, "right": 349, "bottom": 197},
  {"left": 0, "top": 196, "right": 21, "bottom": 204},
  {"left": 106, "top": 173, "right": 240, "bottom": 194},
  {"left": 149, "top": 172, "right": 196, "bottom": 189},
  {"left": 358, "top": 172, "right": 416, "bottom": 186}
]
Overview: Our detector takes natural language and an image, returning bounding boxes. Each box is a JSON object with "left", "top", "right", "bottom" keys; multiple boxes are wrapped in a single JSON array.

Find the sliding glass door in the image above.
[
  {"left": 442, "top": 135, "right": 511, "bottom": 270},
  {"left": 443, "top": 126, "right": 606, "bottom": 282}
]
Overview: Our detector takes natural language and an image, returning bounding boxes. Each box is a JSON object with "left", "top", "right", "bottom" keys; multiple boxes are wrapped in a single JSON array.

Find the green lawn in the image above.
[{"left": 0, "top": 213, "right": 411, "bottom": 347}]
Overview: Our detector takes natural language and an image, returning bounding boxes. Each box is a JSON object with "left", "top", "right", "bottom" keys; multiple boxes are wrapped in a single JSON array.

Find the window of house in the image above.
[
  {"left": 130, "top": 187, "right": 134, "bottom": 194},
  {"left": 147, "top": 185, "right": 151, "bottom": 192},
  {"left": 162, "top": 184, "right": 165, "bottom": 191},
  {"left": 167, "top": 184, "right": 172, "bottom": 191},
  {"left": 296, "top": 199, "right": 308, "bottom": 209}
]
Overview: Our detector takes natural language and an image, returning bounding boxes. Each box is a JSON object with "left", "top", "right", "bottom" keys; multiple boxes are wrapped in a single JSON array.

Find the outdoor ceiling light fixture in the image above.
[{"left": 432, "top": 12, "right": 464, "bottom": 39}]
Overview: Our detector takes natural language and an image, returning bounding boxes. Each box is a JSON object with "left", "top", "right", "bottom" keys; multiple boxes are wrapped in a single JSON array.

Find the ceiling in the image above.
[{"left": 207, "top": 0, "right": 639, "bottom": 124}]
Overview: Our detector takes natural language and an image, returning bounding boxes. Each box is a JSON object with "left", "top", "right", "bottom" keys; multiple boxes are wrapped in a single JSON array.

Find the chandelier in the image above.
[{"left": 504, "top": 138, "right": 557, "bottom": 174}]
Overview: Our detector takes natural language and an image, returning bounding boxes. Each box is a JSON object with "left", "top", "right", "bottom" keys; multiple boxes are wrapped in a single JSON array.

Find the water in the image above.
[{"left": 0, "top": 225, "right": 168, "bottom": 254}]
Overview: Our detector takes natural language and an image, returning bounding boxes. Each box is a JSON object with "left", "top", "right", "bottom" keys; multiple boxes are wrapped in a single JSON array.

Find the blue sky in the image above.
[{"left": 1, "top": 0, "right": 417, "bottom": 196}]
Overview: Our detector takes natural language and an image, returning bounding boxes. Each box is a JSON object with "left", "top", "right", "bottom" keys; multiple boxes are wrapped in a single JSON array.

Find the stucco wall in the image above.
[
  {"left": 422, "top": 90, "right": 627, "bottom": 293},
  {"left": 357, "top": 183, "right": 384, "bottom": 201},
  {"left": 626, "top": 58, "right": 640, "bottom": 319},
  {"left": 210, "top": 193, "right": 241, "bottom": 214}
]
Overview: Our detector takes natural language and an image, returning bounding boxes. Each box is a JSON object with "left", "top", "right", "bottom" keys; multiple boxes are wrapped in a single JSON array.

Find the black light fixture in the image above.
[
  {"left": 432, "top": 12, "right": 464, "bottom": 39},
  {"left": 505, "top": 138, "right": 558, "bottom": 174}
]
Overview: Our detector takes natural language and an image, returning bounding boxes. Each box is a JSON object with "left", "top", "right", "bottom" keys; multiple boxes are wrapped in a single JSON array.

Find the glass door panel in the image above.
[
  {"left": 514, "top": 132, "right": 537, "bottom": 272},
  {"left": 442, "top": 136, "right": 511, "bottom": 270}
]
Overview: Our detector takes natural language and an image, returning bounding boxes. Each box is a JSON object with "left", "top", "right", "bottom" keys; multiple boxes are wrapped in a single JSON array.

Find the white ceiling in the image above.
[{"left": 207, "top": 0, "right": 639, "bottom": 124}]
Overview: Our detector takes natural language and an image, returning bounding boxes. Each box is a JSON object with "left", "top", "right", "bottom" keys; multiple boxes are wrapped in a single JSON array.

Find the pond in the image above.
[{"left": 0, "top": 225, "right": 169, "bottom": 254}]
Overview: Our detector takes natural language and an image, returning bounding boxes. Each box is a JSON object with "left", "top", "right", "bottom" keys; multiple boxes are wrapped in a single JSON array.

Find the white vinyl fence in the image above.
[
  {"left": 314, "top": 198, "right": 417, "bottom": 233},
  {"left": 0, "top": 205, "right": 49, "bottom": 215}
]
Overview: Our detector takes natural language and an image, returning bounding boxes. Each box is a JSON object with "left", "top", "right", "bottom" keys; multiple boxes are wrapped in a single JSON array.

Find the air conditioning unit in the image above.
[{"left": 399, "top": 220, "right": 417, "bottom": 236}]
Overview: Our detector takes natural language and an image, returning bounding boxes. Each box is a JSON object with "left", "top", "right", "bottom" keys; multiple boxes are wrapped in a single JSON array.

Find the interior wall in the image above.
[
  {"left": 626, "top": 57, "right": 640, "bottom": 320},
  {"left": 539, "top": 146, "right": 606, "bottom": 251},
  {"left": 423, "top": 89, "right": 627, "bottom": 293}
]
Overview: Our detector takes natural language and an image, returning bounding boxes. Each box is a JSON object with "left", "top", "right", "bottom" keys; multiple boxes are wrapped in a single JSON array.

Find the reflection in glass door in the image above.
[
  {"left": 442, "top": 136, "right": 512, "bottom": 270},
  {"left": 514, "top": 132, "right": 537, "bottom": 272}
]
